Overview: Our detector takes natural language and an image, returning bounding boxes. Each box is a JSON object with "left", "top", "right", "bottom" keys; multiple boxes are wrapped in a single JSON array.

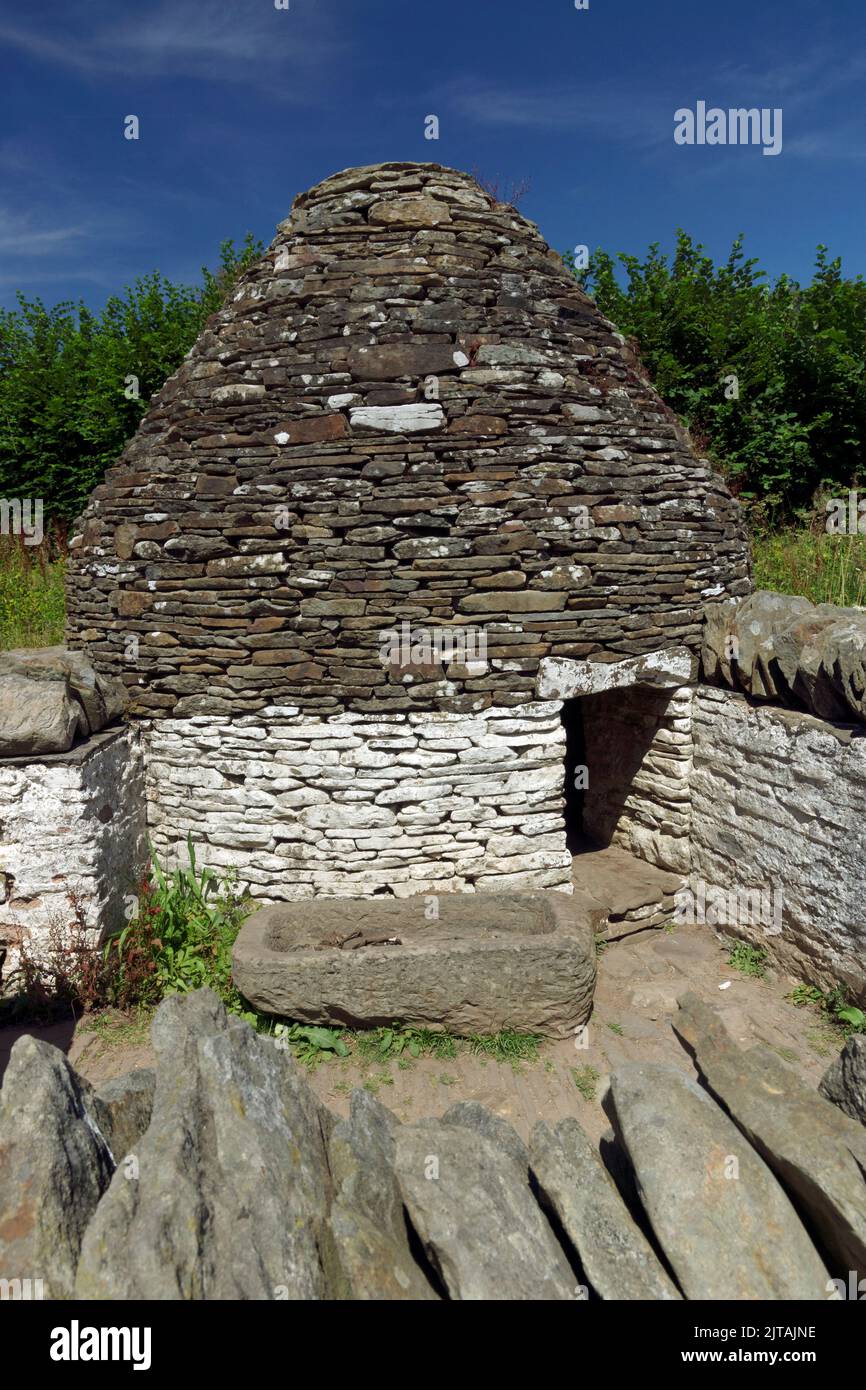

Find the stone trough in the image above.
[{"left": 231, "top": 891, "right": 596, "bottom": 1038}]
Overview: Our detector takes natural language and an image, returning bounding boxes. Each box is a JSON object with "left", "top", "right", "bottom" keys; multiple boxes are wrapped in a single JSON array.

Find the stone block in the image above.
[{"left": 232, "top": 890, "right": 596, "bottom": 1037}]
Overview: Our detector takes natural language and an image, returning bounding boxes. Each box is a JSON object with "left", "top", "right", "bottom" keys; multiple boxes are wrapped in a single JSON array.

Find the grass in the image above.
[
  {"left": 752, "top": 527, "right": 866, "bottom": 607},
  {"left": 570, "top": 1064, "right": 601, "bottom": 1102},
  {"left": 0, "top": 535, "right": 66, "bottom": 648},
  {"left": 726, "top": 940, "right": 768, "bottom": 979},
  {"left": 278, "top": 1021, "right": 544, "bottom": 1070}
]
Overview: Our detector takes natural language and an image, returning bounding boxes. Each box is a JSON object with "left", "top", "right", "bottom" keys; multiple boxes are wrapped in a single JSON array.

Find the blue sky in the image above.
[{"left": 1, "top": 0, "right": 865, "bottom": 311}]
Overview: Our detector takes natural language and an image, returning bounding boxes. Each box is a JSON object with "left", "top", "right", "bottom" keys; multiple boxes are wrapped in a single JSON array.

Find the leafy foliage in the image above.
[
  {"left": 568, "top": 233, "right": 866, "bottom": 521},
  {"left": 0, "top": 236, "right": 264, "bottom": 525},
  {"left": 272, "top": 1022, "right": 350, "bottom": 1065},
  {"left": 726, "top": 940, "right": 768, "bottom": 979},
  {"left": 788, "top": 983, "right": 866, "bottom": 1037},
  {"left": 105, "top": 837, "right": 254, "bottom": 1017}
]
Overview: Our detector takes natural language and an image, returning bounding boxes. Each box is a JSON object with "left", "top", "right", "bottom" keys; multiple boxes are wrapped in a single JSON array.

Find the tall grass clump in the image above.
[
  {"left": 751, "top": 528, "right": 866, "bottom": 607},
  {"left": 0, "top": 532, "right": 66, "bottom": 648}
]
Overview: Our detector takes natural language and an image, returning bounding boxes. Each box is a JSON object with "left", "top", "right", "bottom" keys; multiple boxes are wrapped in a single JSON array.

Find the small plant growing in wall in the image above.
[
  {"left": 105, "top": 837, "right": 254, "bottom": 1017},
  {"left": 3, "top": 889, "right": 113, "bottom": 1021}
]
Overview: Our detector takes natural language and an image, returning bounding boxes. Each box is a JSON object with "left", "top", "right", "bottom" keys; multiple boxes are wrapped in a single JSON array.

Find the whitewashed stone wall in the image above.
[
  {"left": 579, "top": 685, "right": 693, "bottom": 874},
  {"left": 691, "top": 687, "right": 866, "bottom": 1001},
  {"left": 143, "top": 702, "right": 573, "bottom": 900},
  {"left": 0, "top": 728, "right": 147, "bottom": 979}
]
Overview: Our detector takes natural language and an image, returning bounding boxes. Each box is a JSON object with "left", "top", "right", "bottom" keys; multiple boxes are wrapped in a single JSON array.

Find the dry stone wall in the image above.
[
  {"left": 65, "top": 162, "right": 749, "bottom": 722},
  {"left": 143, "top": 701, "right": 572, "bottom": 898},
  {"left": 690, "top": 686, "right": 866, "bottom": 1001}
]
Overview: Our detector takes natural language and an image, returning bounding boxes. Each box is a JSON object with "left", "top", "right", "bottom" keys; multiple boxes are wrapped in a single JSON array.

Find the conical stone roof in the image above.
[{"left": 65, "top": 161, "right": 750, "bottom": 719}]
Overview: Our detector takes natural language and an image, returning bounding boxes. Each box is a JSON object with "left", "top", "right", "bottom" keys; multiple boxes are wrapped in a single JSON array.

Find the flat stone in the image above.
[
  {"left": 537, "top": 647, "right": 694, "bottom": 700},
  {"left": 607, "top": 1062, "right": 831, "bottom": 1300},
  {"left": 274, "top": 414, "right": 348, "bottom": 445},
  {"left": 368, "top": 196, "right": 452, "bottom": 227},
  {"left": 347, "top": 343, "right": 454, "bottom": 380},
  {"left": 460, "top": 591, "right": 566, "bottom": 614},
  {"left": 530, "top": 1117, "right": 681, "bottom": 1300},
  {"left": 393, "top": 1119, "right": 575, "bottom": 1299},
  {"left": 675, "top": 993, "right": 866, "bottom": 1279},
  {"left": 232, "top": 891, "right": 596, "bottom": 1037},
  {"left": 349, "top": 403, "right": 445, "bottom": 433},
  {"left": 820, "top": 1036, "right": 866, "bottom": 1125}
]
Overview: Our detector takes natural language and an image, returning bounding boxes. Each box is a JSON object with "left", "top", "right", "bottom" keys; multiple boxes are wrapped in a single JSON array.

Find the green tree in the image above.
[
  {"left": 0, "top": 234, "right": 263, "bottom": 526},
  {"left": 567, "top": 233, "right": 866, "bottom": 521}
]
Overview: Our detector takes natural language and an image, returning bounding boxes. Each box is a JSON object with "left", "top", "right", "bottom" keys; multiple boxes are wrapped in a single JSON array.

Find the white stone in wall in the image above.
[
  {"left": 349, "top": 403, "right": 445, "bottom": 433},
  {"left": 536, "top": 649, "right": 695, "bottom": 700},
  {"left": 0, "top": 729, "right": 147, "bottom": 982},
  {"left": 142, "top": 704, "right": 572, "bottom": 901}
]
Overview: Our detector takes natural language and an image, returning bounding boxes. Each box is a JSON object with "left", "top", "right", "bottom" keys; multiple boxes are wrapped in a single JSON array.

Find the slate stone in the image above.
[
  {"left": 0, "top": 1036, "right": 114, "bottom": 1298},
  {"left": 530, "top": 1117, "right": 681, "bottom": 1300},
  {"left": 323, "top": 1089, "right": 438, "bottom": 1301},
  {"left": 675, "top": 993, "right": 866, "bottom": 1279},
  {"left": 91, "top": 1069, "right": 156, "bottom": 1162},
  {"left": 75, "top": 990, "right": 334, "bottom": 1300},
  {"left": 394, "top": 1119, "right": 576, "bottom": 1300},
  {"left": 442, "top": 1101, "right": 529, "bottom": 1170},
  {"left": 820, "top": 1035, "right": 866, "bottom": 1125},
  {"left": 607, "top": 1061, "right": 832, "bottom": 1300},
  {"left": 702, "top": 589, "right": 866, "bottom": 725}
]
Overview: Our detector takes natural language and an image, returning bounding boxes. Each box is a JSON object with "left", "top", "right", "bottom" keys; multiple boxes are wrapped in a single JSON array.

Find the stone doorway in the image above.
[
  {"left": 560, "top": 681, "right": 692, "bottom": 878},
  {"left": 559, "top": 679, "right": 692, "bottom": 944}
]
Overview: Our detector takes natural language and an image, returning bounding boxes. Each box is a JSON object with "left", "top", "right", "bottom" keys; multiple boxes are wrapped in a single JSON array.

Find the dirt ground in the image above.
[{"left": 1, "top": 921, "right": 842, "bottom": 1149}]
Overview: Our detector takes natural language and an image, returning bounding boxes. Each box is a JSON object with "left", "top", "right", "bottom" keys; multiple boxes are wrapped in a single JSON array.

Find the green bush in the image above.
[
  {"left": 568, "top": 233, "right": 866, "bottom": 522},
  {"left": 106, "top": 838, "right": 255, "bottom": 1018},
  {"left": 0, "top": 235, "right": 264, "bottom": 526}
]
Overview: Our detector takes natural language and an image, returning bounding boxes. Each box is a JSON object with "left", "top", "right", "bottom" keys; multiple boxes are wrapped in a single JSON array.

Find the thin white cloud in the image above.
[
  {"left": 0, "top": 0, "right": 345, "bottom": 89},
  {"left": 0, "top": 210, "right": 86, "bottom": 256},
  {"left": 442, "top": 76, "right": 671, "bottom": 150}
]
